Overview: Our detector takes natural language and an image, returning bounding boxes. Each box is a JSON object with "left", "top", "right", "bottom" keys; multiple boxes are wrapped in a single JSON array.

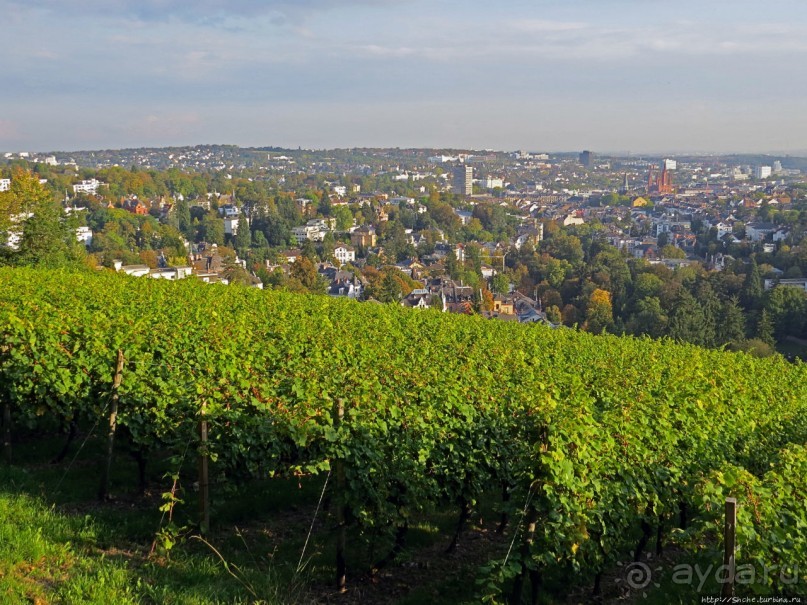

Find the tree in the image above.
[
  {"left": 301, "top": 239, "right": 318, "bottom": 261},
  {"left": 445, "top": 249, "right": 460, "bottom": 280},
  {"left": 628, "top": 296, "right": 667, "bottom": 339},
  {"left": 667, "top": 289, "right": 705, "bottom": 345},
  {"left": 200, "top": 213, "right": 225, "bottom": 245},
  {"left": 491, "top": 272, "right": 510, "bottom": 294},
  {"left": 252, "top": 230, "right": 269, "bottom": 249},
  {"left": 543, "top": 232, "right": 584, "bottom": 266},
  {"left": 741, "top": 257, "right": 763, "bottom": 310},
  {"left": 289, "top": 256, "right": 326, "bottom": 294},
  {"left": 545, "top": 304, "right": 562, "bottom": 324},
  {"left": 764, "top": 286, "right": 807, "bottom": 338},
  {"left": 333, "top": 205, "right": 353, "bottom": 231},
  {"left": 695, "top": 280, "right": 721, "bottom": 348},
  {"left": 480, "top": 287, "right": 494, "bottom": 311},
  {"left": 318, "top": 191, "right": 331, "bottom": 216},
  {"left": 632, "top": 272, "right": 664, "bottom": 301},
  {"left": 755, "top": 308, "right": 775, "bottom": 346},
  {"left": 16, "top": 201, "right": 81, "bottom": 267},
  {"left": 717, "top": 297, "right": 746, "bottom": 346},
  {"left": 660, "top": 244, "right": 685, "bottom": 259},
  {"left": 176, "top": 198, "right": 193, "bottom": 238},
  {"left": 5, "top": 170, "right": 84, "bottom": 268},
  {"left": 1, "top": 168, "right": 52, "bottom": 233},
  {"left": 585, "top": 288, "right": 613, "bottom": 334},
  {"left": 233, "top": 222, "right": 252, "bottom": 257}
]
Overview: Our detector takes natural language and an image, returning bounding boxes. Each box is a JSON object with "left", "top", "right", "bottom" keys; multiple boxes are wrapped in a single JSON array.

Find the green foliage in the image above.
[
  {"left": 687, "top": 445, "right": 807, "bottom": 595},
  {"left": 0, "top": 489, "right": 138, "bottom": 604},
  {"left": 0, "top": 268, "right": 805, "bottom": 602},
  {"left": 764, "top": 286, "right": 807, "bottom": 338}
]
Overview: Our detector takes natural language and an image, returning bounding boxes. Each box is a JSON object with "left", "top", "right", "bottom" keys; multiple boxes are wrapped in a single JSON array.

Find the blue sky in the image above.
[{"left": 3, "top": 0, "right": 807, "bottom": 153}]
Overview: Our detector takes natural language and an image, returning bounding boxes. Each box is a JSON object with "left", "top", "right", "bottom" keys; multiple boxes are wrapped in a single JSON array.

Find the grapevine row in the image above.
[{"left": 0, "top": 267, "right": 805, "bottom": 600}]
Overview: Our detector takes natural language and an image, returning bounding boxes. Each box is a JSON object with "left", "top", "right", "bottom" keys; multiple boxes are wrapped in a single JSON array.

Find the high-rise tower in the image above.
[{"left": 453, "top": 165, "right": 473, "bottom": 196}]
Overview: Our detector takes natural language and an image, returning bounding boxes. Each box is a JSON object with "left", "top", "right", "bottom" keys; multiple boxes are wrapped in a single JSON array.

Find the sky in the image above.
[{"left": 3, "top": 0, "right": 807, "bottom": 153}]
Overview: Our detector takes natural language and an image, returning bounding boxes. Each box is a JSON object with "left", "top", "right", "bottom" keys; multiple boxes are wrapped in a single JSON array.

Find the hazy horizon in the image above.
[{"left": 4, "top": 0, "right": 807, "bottom": 153}]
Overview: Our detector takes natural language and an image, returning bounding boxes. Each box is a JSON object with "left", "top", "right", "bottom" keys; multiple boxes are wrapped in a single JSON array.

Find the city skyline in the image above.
[{"left": 3, "top": 0, "right": 807, "bottom": 153}]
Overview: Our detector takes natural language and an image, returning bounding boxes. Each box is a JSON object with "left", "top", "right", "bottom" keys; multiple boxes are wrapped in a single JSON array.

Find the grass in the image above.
[
  {"left": 0, "top": 461, "right": 317, "bottom": 604},
  {"left": 0, "top": 484, "right": 138, "bottom": 604},
  {"left": 1, "top": 428, "right": 745, "bottom": 605},
  {"left": 0, "top": 423, "right": 323, "bottom": 605},
  {"left": 0, "top": 433, "right": 511, "bottom": 605}
]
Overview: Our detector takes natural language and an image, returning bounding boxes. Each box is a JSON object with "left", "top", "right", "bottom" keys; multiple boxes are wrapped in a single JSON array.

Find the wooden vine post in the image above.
[
  {"left": 99, "top": 349, "right": 125, "bottom": 501},
  {"left": 721, "top": 497, "right": 737, "bottom": 598},
  {"left": 334, "top": 398, "right": 347, "bottom": 593},
  {"left": 2, "top": 400, "right": 11, "bottom": 464},
  {"left": 198, "top": 400, "right": 210, "bottom": 534},
  {"left": 1, "top": 344, "right": 11, "bottom": 464}
]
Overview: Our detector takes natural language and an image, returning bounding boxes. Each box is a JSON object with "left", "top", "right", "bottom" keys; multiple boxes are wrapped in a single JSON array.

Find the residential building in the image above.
[
  {"left": 277, "top": 249, "right": 301, "bottom": 264},
  {"left": 219, "top": 205, "right": 240, "bottom": 218},
  {"left": 453, "top": 165, "right": 473, "bottom": 196},
  {"left": 149, "top": 266, "right": 194, "bottom": 280},
  {"left": 119, "top": 264, "right": 151, "bottom": 277},
  {"left": 754, "top": 166, "right": 772, "bottom": 179},
  {"left": 764, "top": 278, "right": 807, "bottom": 292},
  {"left": 75, "top": 226, "right": 93, "bottom": 247},
  {"left": 455, "top": 209, "right": 473, "bottom": 225},
  {"left": 333, "top": 245, "right": 356, "bottom": 265},
  {"left": 0, "top": 179, "right": 10, "bottom": 192},
  {"left": 513, "top": 224, "right": 544, "bottom": 249},
  {"left": 746, "top": 222, "right": 776, "bottom": 242},
  {"left": 292, "top": 218, "right": 329, "bottom": 244},
  {"left": 224, "top": 216, "right": 241, "bottom": 236},
  {"left": 350, "top": 225, "right": 377, "bottom": 248},
  {"left": 73, "top": 179, "right": 103, "bottom": 195},
  {"left": 562, "top": 212, "right": 585, "bottom": 226}
]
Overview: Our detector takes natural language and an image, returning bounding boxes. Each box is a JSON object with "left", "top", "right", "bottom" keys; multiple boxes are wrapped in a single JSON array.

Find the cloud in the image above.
[
  {"left": 511, "top": 19, "right": 588, "bottom": 33},
  {"left": 4, "top": 0, "right": 408, "bottom": 25}
]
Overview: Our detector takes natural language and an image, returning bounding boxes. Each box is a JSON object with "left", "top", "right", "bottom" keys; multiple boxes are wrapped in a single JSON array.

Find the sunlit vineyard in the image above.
[{"left": 1, "top": 267, "right": 805, "bottom": 602}]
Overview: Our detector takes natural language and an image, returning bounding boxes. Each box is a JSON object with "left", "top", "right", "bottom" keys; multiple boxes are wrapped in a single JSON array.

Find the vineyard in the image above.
[{"left": 0, "top": 266, "right": 805, "bottom": 603}]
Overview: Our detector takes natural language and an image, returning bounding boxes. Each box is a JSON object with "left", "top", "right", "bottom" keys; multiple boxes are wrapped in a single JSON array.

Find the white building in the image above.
[
  {"left": 0, "top": 179, "right": 9, "bottom": 192},
  {"left": 713, "top": 221, "right": 733, "bottom": 239},
  {"left": 754, "top": 166, "right": 772, "bottom": 179},
  {"left": 292, "top": 219, "right": 329, "bottom": 244},
  {"left": 224, "top": 216, "right": 240, "bottom": 236},
  {"left": 481, "top": 177, "right": 504, "bottom": 189},
  {"left": 764, "top": 278, "right": 807, "bottom": 292},
  {"left": 219, "top": 205, "right": 240, "bottom": 218},
  {"left": 2, "top": 212, "right": 33, "bottom": 250},
  {"left": 746, "top": 222, "right": 776, "bottom": 242},
  {"left": 119, "top": 265, "right": 151, "bottom": 277},
  {"left": 562, "top": 213, "right": 585, "bottom": 226},
  {"left": 149, "top": 266, "right": 194, "bottom": 280},
  {"left": 662, "top": 159, "right": 677, "bottom": 170},
  {"left": 72, "top": 179, "right": 103, "bottom": 195},
  {"left": 333, "top": 245, "right": 356, "bottom": 265},
  {"left": 388, "top": 196, "right": 415, "bottom": 206},
  {"left": 455, "top": 209, "right": 473, "bottom": 225},
  {"left": 75, "top": 226, "right": 93, "bottom": 247}
]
